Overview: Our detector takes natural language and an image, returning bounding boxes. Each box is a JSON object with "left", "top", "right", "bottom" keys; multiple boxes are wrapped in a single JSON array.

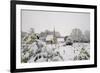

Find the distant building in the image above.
[
  {"left": 39, "top": 27, "right": 71, "bottom": 44},
  {"left": 57, "top": 37, "right": 64, "bottom": 43},
  {"left": 46, "top": 34, "right": 54, "bottom": 44},
  {"left": 45, "top": 27, "right": 58, "bottom": 44}
]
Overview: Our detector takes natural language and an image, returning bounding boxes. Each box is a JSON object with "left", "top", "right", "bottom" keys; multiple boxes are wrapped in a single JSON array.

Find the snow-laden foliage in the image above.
[{"left": 21, "top": 33, "right": 90, "bottom": 63}]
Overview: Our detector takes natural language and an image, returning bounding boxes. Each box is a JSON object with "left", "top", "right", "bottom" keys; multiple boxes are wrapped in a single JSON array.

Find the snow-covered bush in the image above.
[{"left": 74, "top": 48, "right": 90, "bottom": 60}]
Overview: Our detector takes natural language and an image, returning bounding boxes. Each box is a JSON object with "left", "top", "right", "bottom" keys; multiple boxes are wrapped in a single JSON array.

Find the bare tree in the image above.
[
  {"left": 30, "top": 28, "right": 35, "bottom": 34},
  {"left": 84, "top": 30, "right": 90, "bottom": 42},
  {"left": 70, "top": 28, "right": 83, "bottom": 42}
]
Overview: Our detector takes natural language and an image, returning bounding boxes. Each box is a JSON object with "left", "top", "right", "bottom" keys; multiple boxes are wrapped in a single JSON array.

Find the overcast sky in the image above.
[{"left": 21, "top": 10, "right": 90, "bottom": 36}]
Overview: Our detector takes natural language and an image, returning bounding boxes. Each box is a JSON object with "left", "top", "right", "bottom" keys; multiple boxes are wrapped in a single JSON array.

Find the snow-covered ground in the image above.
[{"left": 21, "top": 39, "right": 90, "bottom": 63}]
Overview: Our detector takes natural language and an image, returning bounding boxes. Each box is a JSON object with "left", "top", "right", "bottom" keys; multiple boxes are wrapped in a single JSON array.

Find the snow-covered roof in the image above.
[
  {"left": 46, "top": 35, "right": 53, "bottom": 41},
  {"left": 57, "top": 38, "right": 64, "bottom": 42}
]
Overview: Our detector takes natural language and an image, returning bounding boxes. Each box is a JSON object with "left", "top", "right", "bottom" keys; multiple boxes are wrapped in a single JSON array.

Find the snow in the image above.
[
  {"left": 57, "top": 46, "right": 75, "bottom": 61},
  {"left": 21, "top": 39, "right": 90, "bottom": 63}
]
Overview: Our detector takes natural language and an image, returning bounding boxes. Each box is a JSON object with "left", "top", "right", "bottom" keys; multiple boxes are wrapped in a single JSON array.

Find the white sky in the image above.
[{"left": 21, "top": 10, "right": 90, "bottom": 36}]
